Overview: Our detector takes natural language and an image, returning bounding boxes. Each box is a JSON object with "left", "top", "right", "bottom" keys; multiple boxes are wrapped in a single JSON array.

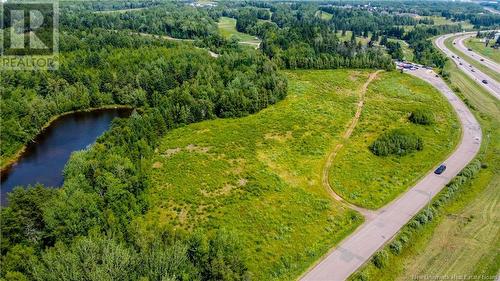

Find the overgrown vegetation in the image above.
[
  {"left": 409, "top": 109, "right": 434, "bottom": 125},
  {"left": 216, "top": 2, "right": 396, "bottom": 70},
  {"left": 370, "top": 129, "right": 423, "bottom": 156},
  {"left": 61, "top": 2, "right": 219, "bottom": 40},
  {"left": 1, "top": 1, "right": 494, "bottom": 280},
  {"left": 145, "top": 70, "right": 367, "bottom": 280}
]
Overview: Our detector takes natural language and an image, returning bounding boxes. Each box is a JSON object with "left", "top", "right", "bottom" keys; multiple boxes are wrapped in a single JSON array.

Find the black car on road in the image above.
[{"left": 434, "top": 164, "right": 446, "bottom": 175}]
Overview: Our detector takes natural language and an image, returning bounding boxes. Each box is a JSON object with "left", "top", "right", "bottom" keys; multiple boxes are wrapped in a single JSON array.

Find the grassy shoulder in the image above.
[
  {"left": 315, "top": 10, "right": 333, "bottom": 20},
  {"left": 140, "top": 70, "right": 372, "bottom": 280},
  {"left": 217, "top": 17, "right": 261, "bottom": 47},
  {"left": 330, "top": 71, "right": 460, "bottom": 209},
  {"left": 444, "top": 35, "right": 500, "bottom": 83},
  {"left": 350, "top": 58, "right": 500, "bottom": 280},
  {"left": 387, "top": 38, "right": 414, "bottom": 61},
  {"left": 464, "top": 37, "right": 500, "bottom": 64},
  {"left": 336, "top": 30, "right": 371, "bottom": 45}
]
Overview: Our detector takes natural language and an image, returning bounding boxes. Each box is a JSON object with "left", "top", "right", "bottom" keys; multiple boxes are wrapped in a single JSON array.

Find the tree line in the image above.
[
  {"left": 61, "top": 2, "right": 219, "bottom": 40},
  {"left": 222, "top": 2, "right": 394, "bottom": 70}
]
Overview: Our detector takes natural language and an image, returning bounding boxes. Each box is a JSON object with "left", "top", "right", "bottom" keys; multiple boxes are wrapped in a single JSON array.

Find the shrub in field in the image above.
[
  {"left": 389, "top": 240, "right": 403, "bottom": 255},
  {"left": 369, "top": 129, "right": 423, "bottom": 156},
  {"left": 352, "top": 272, "right": 369, "bottom": 281},
  {"left": 409, "top": 109, "right": 434, "bottom": 125},
  {"left": 372, "top": 250, "right": 388, "bottom": 268}
]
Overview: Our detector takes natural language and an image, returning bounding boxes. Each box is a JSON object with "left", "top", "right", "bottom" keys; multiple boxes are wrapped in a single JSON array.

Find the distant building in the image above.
[{"left": 189, "top": 1, "right": 217, "bottom": 8}]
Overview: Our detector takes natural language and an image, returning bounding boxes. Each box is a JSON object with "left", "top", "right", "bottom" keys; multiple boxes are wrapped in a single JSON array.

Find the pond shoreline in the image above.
[{"left": 0, "top": 105, "right": 133, "bottom": 173}]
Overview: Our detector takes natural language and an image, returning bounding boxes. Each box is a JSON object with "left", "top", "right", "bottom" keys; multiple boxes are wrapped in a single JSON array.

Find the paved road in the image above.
[
  {"left": 484, "top": 6, "right": 500, "bottom": 15},
  {"left": 435, "top": 33, "right": 500, "bottom": 100},
  {"left": 454, "top": 33, "right": 500, "bottom": 75},
  {"left": 300, "top": 68, "right": 482, "bottom": 281}
]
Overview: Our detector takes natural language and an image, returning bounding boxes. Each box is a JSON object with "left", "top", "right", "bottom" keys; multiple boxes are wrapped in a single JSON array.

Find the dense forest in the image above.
[
  {"left": 223, "top": 3, "right": 395, "bottom": 70},
  {"left": 61, "top": 3, "right": 219, "bottom": 39},
  {"left": 321, "top": 0, "right": 500, "bottom": 27}
]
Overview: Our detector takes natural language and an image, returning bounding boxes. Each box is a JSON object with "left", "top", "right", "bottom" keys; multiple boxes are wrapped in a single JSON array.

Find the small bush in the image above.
[
  {"left": 389, "top": 240, "right": 403, "bottom": 255},
  {"left": 372, "top": 250, "right": 388, "bottom": 268},
  {"left": 399, "top": 234, "right": 410, "bottom": 245},
  {"left": 408, "top": 220, "right": 422, "bottom": 229},
  {"left": 409, "top": 109, "right": 434, "bottom": 125},
  {"left": 369, "top": 129, "right": 424, "bottom": 156},
  {"left": 352, "top": 272, "right": 369, "bottom": 281}
]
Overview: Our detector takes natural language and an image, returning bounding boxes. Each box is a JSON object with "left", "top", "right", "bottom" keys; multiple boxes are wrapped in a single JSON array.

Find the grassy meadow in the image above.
[
  {"left": 329, "top": 72, "right": 460, "bottom": 209},
  {"left": 136, "top": 69, "right": 461, "bottom": 280},
  {"left": 465, "top": 37, "right": 500, "bottom": 64},
  {"left": 316, "top": 10, "right": 333, "bottom": 20},
  {"left": 217, "top": 17, "right": 261, "bottom": 47},
  {"left": 141, "top": 70, "right": 369, "bottom": 280},
  {"left": 387, "top": 38, "right": 414, "bottom": 61},
  {"left": 336, "top": 30, "right": 371, "bottom": 44}
]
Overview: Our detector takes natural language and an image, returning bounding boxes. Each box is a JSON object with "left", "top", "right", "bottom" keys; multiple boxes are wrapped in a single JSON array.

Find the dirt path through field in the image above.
[
  {"left": 322, "top": 70, "right": 382, "bottom": 218},
  {"left": 302, "top": 67, "right": 482, "bottom": 281}
]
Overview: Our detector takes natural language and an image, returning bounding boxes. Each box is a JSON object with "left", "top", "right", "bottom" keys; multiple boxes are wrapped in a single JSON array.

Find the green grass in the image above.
[
  {"left": 399, "top": 173, "right": 499, "bottom": 278},
  {"left": 444, "top": 35, "right": 500, "bottom": 83},
  {"left": 464, "top": 37, "right": 500, "bottom": 64},
  {"left": 330, "top": 72, "right": 460, "bottom": 209},
  {"left": 336, "top": 30, "right": 371, "bottom": 44},
  {"left": 315, "top": 10, "right": 333, "bottom": 20},
  {"left": 419, "top": 16, "right": 474, "bottom": 30},
  {"left": 423, "top": 16, "right": 454, "bottom": 26},
  {"left": 387, "top": 38, "right": 414, "bottom": 61},
  {"left": 350, "top": 50, "right": 500, "bottom": 281},
  {"left": 217, "top": 17, "right": 261, "bottom": 47},
  {"left": 142, "top": 70, "right": 369, "bottom": 280}
]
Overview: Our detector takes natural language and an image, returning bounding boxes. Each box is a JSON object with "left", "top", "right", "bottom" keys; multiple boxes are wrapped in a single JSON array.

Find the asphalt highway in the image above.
[
  {"left": 435, "top": 33, "right": 500, "bottom": 100},
  {"left": 454, "top": 33, "right": 500, "bottom": 75},
  {"left": 300, "top": 68, "right": 482, "bottom": 281}
]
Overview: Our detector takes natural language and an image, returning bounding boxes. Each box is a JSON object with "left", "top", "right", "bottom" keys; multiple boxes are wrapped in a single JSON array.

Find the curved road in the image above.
[
  {"left": 484, "top": 7, "right": 500, "bottom": 15},
  {"left": 300, "top": 68, "right": 482, "bottom": 281},
  {"left": 435, "top": 33, "right": 500, "bottom": 99}
]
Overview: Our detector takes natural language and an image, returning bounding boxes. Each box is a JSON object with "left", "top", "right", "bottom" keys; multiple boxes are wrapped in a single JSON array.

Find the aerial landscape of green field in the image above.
[
  {"left": 1, "top": 1, "right": 498, "bottom": 280},
  {"left": 218, "top": 16, "right": 261, "bottom": 47}
]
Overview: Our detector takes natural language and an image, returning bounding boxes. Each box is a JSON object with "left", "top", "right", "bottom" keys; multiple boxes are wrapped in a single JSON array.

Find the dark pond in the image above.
[{"left": 1, "top": 108, "right": 132, "bottom": 205}]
